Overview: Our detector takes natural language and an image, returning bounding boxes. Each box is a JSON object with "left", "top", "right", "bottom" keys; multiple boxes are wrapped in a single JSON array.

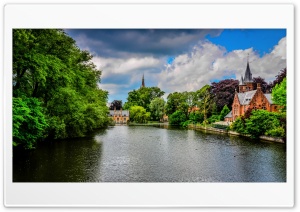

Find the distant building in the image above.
[
  {"left": 224, "top": 60, "right": 280, "bottom": 122},
  {"left": 108, "top": 107, "right": 130, "bottom": 124},
  {"left": 141, "top": 74, "right": 145, "bottom": 88}
]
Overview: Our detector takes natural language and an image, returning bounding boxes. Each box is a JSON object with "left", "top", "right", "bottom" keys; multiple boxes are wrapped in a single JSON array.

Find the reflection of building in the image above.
[
  {"left": 224, "top": 60, "right": 279, "bottom": 122},
  {"left": 109, "top": 108, "right": 130, "bottom": 124}
]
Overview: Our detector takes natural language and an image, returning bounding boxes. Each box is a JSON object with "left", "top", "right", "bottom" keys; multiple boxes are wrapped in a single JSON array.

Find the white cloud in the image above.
[{"left": 157, "top": 37, "right": 286, "bottom": 93}]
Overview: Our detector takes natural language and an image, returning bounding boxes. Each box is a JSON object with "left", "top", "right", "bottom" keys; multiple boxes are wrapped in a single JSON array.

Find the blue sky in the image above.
[{"left": 66, "top": 29, "right": 286, "bottom": 103}]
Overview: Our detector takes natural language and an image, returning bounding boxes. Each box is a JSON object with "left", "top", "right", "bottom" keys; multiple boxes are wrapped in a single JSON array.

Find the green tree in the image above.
[
  {"left": 189, "top": 111, "right": 204, "bottom": 124},
  {"left": 13, "top": 29, "right": 109, "bottom": 144},
  {"left": 129, "top": 106, "right": 150, "bottom": 123},
  {"left": 272, "top": 78, "right": 286, "bottom": 112},
  {"left": 123, "top": 87, "right": 165, "bottom": 111},
  {"left": 149, "top": 97, "right": 165, "bottom": 121},
  {"left": 13, "top": 97, "right": 48, "bottom": 149},
  {"left": 219, "top": 105, "right": 230, "bottom": 121},
  {"left": 169, "top": 110, "right": 187, "bottom": 126},
  {"left": 245, "top": 110, "right": 283, "bottom": 139},
  {"left": 195, "top": 85, "right": 213, "bottom": 126}
]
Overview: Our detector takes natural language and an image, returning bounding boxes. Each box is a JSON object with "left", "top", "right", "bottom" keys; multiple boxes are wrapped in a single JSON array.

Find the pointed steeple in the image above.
[
  {"left": 244, "top": 54, "right": 253, "bottom": 82},
  {"left": 141, "top": 73, "right": 145, "bottom": 88}
]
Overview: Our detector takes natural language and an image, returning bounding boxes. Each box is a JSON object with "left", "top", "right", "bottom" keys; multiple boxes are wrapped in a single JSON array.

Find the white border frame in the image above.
[{"left": 3, "top": 4, "right": 294, "bottom": 207}]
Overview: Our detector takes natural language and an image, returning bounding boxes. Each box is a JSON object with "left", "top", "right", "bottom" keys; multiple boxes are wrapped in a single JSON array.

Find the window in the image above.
[
  {"left": 262, "top": 107, "right": 266, "bottom": 110},
  {"left": 124, "top": 118, "right": 126, "bottom": 121},
  {"left": 117, "top": 118, "right": 119, "bottom": 121}
]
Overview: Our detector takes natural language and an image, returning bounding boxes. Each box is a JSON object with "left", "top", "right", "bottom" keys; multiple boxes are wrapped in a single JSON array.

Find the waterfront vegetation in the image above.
[
  {"left": 13, "top": 29, "right": 287, "bottom": 150},
  {"left": 13, "top": 29, "right": 109, "bottom": 149}
]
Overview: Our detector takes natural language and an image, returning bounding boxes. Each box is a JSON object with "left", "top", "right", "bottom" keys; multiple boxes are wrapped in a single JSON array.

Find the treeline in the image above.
[
  {"left": 122, "top": 69, "right": 287, "bottom": 139},
  {"left": 13, "top": 29, "right": 109, "bottom": 149}
]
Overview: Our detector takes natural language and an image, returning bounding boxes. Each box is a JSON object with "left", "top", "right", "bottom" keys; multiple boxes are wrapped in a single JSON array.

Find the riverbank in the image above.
[{"left": 187, "top": 124, "right": 285, "bottom": 143}]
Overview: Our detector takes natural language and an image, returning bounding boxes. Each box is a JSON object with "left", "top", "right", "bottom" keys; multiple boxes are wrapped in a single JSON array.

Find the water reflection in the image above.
[{"left": 13, "top": 126, "right": 286, "bottom": 182}]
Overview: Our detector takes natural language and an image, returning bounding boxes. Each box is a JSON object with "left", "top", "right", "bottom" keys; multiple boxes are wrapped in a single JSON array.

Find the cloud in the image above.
[
  {"left": 65, "top": 29, "right": 223, "bottom": 58},
  {"left": 157, "top": 37, "right": 286, "bottom": 94}
]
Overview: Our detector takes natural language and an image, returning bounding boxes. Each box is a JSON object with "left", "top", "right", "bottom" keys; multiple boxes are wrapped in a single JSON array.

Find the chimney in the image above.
[{"left": 257, "top": 83, "right": 261, "bottom": 90}]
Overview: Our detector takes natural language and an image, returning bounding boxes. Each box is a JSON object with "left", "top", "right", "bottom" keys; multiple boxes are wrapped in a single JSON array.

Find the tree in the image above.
[
  {"left": 13, "top": 29, "right": 109, "bottom": 144},
  {"left": 245, "top": 110, "right": 284, "bottom": 139},
  {"left": 149, "top": 97, "right": 165, "bottom": 121},
  {"left": 219, "top": 105, "right": 230, "bottom": 121},
  {"left": 270, "top": 68, "right": 286, "bottom": 89},
  {"left": 109, "top": 100, "right": 122, "bottom": 110},
  {"left": 129, "top": 106, "right": 150, "bottom": 123},
  {"left": 211, "top": 79, "right": 239, "bottom": 111},
  {"left": 123, "top": 87, "right": 165, "bottom": 111},
  {"left": 169, "top": 111, "right": 187, "bottom": 126},
  {"left": 272, "top": 78, "right": 286, "bottom": 112},
  {"left": 253, "top": 76, "right": 271, "bottom": 93},
  {"left": 13, "top": 97, "right": 48, "bottom": 149},
  {"left": 195, "top": 85, "right": 213, "bottom": 126},
  {"left": 189, "top": 111, "right": 204, "bottom": 124}
]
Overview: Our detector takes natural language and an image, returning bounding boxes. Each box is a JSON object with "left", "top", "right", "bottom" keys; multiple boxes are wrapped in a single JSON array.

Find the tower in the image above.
[
  {"left": 239, "top": 56, "right": 254, "bottom": 93},
  {"left": 141, "top": 74, "right": 145, "bottom": 88}
]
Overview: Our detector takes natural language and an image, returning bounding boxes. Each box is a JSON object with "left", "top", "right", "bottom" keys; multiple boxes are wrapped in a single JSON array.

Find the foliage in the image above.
[
  {"left": 123, "top": 87, "right": 165, "bottom": 111},
  {"left": 195, "top": 85, "right": 213, "bottom": 125},
  {"left": 188, "top": 111, "right": 204, "bottom": 124},
  {"left": 211, "top": 79, "right": 239, "bottom": 111},
  {"left": 245, "top": 110, "right": 282, "bottom": 139},
  {"left": 270, "top": 68, "right": 286, "bottom": 89},
  {"left": 165, "top": 92, "right": 188, "bottom": 116},
  {"left": 272, "top": 78, "right": 286, "bottom": 112},
  {"left": 109, "top": 100, "right": 122, "bottom": 110},
  {"left": 219, "top": 105, "right": 230, "bottom": 121},
  {"left": 231, "top": 117, "right": 248, "bottom": 134},
  {"left": 253, "top": 76, "right": 271, "bottom": 93},
  {"left": 13, "top": 29, "right": 109, "bottom": 146},
  {"left": 169, "top": 110, "right": 187, "bottom": 126},
  {"left": 129, "top": 106, "right": 150, "bottom": 123},
  {"left": 207, "top": 115, "right": 220, "bottom": 124},
  {"left": 13, "top": 97, "right": 48, "bottom": 149},
  {"left": 149, "top": 97, "right": 165, "bottom": 121}
]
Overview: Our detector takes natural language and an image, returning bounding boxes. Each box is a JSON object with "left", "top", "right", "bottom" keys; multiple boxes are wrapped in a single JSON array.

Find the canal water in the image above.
[{"left": 13, "top": 125, "right": 286, "bottom": 182}]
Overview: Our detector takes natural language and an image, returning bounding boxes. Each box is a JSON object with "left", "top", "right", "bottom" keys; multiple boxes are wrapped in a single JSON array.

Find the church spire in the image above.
[
  {"left": 244, "top": 54, "right": 253, "bottom": 82},
  {"left": 141, "top": 73, "right": 145, "bottom": 88}
]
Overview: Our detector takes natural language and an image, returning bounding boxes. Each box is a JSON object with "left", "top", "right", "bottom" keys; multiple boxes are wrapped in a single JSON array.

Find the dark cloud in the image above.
[{"left": 65, "top": 29, "right": 222, "bottom": 58}]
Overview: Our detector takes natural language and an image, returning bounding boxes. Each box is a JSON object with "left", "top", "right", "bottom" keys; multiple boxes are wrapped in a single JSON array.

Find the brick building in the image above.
[
  {"left": 109, "top": 108, "right": 130, "bottom": 124},
  {"left": 224, "top": 61, "right": 279, "bottom": 122}
]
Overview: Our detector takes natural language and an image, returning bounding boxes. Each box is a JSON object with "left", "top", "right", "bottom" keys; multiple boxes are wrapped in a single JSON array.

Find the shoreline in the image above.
[{"left": 187, "top": 124, "right": 285, "bottom": 143}]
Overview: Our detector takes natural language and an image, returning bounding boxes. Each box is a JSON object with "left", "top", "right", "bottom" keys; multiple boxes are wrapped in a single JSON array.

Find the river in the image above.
[{"left": 13, "top": 125, "right": 286, "bottom": 182}]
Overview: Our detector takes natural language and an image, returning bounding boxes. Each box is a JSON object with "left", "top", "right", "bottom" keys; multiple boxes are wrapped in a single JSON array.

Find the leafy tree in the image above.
[
  {"left": 13, "top": 97, "right": 48, "bottom": 149},
  {"left": 219, "top": 105, "right": 230, "bottom": 121},
  {"left": 123, "top": 87, "right": 164, "bottom": 111},
  {"left": 195, "top": 85, "right": 213, "bottom": 126},
  {"left": 211, "top": 79, "right": 239, "bottom": 111},
  {"left": 129, "top": 106, "right": 150, "bottom": 123},
  {"left": 189, "top": 111, "right": 204, "bottom": 124},
  {"left": 169, "top": 110, "right": 187, "bottom": 126},
  {"left": 149, "top": 97, "right": 165, "bottom": 121},
  {"left": 231, "top": 117, "right": 248, "bottom": 134},
  {"left": 253, "top": 76, "right": 271, "bottom": 93},
  {"left": 165, "top": 92, "right": 185, "bottom": 115},
  {"left": 109, "top": 100, "right": 122, "bottom": 110},
  {"left": 270, "top": 68, "right": 286, "bottom": 89},
  {"left": 13, "top": 29, "right": 109, "bottom": 145},
  {"left": 245, "top": 110, "right": 283, "bottom": 139},
  {"left": 272, "top": 78, "right": 286, "bottom": 112}
]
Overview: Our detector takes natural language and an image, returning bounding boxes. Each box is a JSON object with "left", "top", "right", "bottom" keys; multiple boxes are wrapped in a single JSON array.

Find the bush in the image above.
[
  {"left": 169, "top": 110, "right": 187, "bottom": 125},
  {"left": 207, "top": 114, "right": 220, "bottom": 124},
  {"left": 189, "top": 111, "right": 204, "bottom": 124}
]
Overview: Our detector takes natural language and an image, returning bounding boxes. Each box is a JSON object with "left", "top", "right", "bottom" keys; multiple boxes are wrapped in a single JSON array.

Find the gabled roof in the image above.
[
  {"left": 237, "top": 90, "right": 257, "bottom": 105},
  {"left": 264, "top": 94, "right": 273, "bottom": 104},
  {"left": 224, "top": 110, "right": 232, "bottom": 118}
]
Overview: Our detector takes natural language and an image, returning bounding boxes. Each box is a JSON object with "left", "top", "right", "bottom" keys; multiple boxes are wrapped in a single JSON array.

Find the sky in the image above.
[{"left": 65, "top": 29, "right": 286, "bottom": 104}]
